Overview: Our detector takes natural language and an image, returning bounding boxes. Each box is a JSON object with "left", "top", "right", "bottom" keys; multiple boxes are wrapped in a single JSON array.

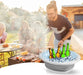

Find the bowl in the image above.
[{"left": 39, "top": 49, "right": 80, "bottom": 72}]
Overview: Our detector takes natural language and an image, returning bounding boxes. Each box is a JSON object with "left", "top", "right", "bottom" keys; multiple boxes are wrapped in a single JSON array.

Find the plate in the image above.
[{"left": 0, "top": 43, "right": 23, "bottom": 52}]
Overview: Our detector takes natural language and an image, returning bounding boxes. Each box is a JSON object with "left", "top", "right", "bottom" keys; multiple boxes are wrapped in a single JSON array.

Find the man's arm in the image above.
[
  {"left": 62, "top": 27, "right": 74, "bottom": 41},
  {"left": 58, "top": 27, "right": 74, "bottom": 47}
]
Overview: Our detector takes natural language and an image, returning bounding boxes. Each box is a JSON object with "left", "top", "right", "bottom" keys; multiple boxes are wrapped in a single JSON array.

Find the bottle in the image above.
[
  {"left": 60, "top": 49, "right": 62, "bottom": 55},
  {"left": 49, "top": 48, "right": 53, "bottom": 59},
  {"left": 51, "top": 48, "right": 56, "bottom": 58},
  {"left": 61, "top": 44, "right": 66, "bottom": 58},
  {"left": 56, "top": 45, "right": 61, "bottom": 58},
  {"left": 66, "top": 43, "right": 70, "bottom": 57}
]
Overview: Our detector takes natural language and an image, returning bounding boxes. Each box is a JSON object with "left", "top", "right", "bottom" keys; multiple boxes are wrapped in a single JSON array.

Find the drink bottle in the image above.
[
  {"left": 61, "top": 44, "right": 66, "bottom": 58},
  {"left": 51, "top": 48, "right": 56, "bottom": 58},
  {"left": 66, "top": 43, "right": 70, "bottom": 57},
  {"left": 49, "top": 48, "right": 53, "bottom": 59},
  {"left": 56, "top": 45, "right": 60, "bottom": 58}
]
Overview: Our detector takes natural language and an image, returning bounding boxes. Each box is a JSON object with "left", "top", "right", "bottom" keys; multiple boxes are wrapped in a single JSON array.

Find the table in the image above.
[
  {"left": 0, "top": 43, "right": 23, "bottom": 66},
  {"left": 0, "top": 48, "right": 22, "bottom": 66},
  {"left": 0, "top": 43, "right": 23, "bottom": 56},
  {"left": 0, "top": 48, "right": 22, "bottom": 57},
  {"left": 0, "top": 60, "right": 83, "bottom": 75}
]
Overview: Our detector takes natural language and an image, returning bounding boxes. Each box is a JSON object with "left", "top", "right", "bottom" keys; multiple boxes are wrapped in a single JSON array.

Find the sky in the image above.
[{"left": 0, "top": 0, "right": 83, "bottom": 12}]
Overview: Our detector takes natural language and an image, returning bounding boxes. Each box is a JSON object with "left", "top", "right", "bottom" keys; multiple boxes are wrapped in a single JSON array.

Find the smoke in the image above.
[{"left": 19, "top": 12, "right": 49, "bottom": 54}]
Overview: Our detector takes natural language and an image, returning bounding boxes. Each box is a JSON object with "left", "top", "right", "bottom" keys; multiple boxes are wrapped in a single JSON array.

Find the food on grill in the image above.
[
  {"left": 3, "top": 43, "right": 9, "bottom": 48},
  {"left": 20, "top": 51, "right": 28, "bottom": 56},
  {"left": 16, "top": 56, "right": 19, "bottom": 60},
  {"left": 35, "top": 60, "right": 41, "bottom": 63},
  {"left": 19, "top": 57, "right": 22, "bottom": 61},
  {"left": 22, "top": 58, "right": 26, "bottom": 62},
  {"left": 12, "top": 45, "right": 20, "bottom": 48},
  {"left": 15, "top": 53, "right": 43, "bottom": 63}
]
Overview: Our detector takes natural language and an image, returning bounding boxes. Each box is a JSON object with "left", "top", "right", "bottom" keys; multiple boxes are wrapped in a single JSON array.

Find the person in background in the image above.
[
  {"left": 0, "top": 22, "right": 7, "bottom": 44},
  {"left": 19, "top": 21, "right": 44, "bottom": 54},
  {"left": 47, "top": 1, "right": 74, "bottom": 48},
  {"left": 19, "top": 21, "right": 33, "bottom": 51}
]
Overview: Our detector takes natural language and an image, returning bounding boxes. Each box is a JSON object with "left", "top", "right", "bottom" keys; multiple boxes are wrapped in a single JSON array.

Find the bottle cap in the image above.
[
  {"left": 48, "top": 48, "right": 51, "bottom": 50},
  {"left": 52, "top": 48, "right": 54, "bottom": 50}
]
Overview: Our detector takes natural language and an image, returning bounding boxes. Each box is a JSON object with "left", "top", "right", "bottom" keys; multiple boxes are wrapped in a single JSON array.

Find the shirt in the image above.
[{"left": 48, "top": 14, "right": 72, "bottom": 40}]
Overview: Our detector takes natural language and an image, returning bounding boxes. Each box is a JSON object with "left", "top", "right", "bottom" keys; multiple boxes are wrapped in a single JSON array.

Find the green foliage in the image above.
[{"left": 6, "top": 32, "right": 18, "bottom": 43}]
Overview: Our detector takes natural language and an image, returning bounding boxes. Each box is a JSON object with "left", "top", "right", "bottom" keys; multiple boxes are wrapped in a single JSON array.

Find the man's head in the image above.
[{"left": 46, "top": 1, "right": 57, "bottom": 21}]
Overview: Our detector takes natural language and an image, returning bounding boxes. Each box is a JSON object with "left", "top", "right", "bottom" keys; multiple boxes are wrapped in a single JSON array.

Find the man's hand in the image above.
[
  {"left": 58, "top": 27, "right": 74, "bottom": 47},
  {"left": 58, "top": 40, "right": 64, "bottom": 47}
]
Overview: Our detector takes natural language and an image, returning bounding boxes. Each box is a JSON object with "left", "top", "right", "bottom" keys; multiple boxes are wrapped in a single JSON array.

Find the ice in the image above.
[
  {"left": 41, "top": 49, "right": 79, "bottom": 63},
  {"left": 48, "top": 56, "right": 74, "bottom": 63},
  {"left": 59, "top": 57, "right": 67, "bottom": 63}
]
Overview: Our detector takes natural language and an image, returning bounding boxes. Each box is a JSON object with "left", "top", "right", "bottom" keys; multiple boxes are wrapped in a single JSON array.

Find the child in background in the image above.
[{"left": 0, "top": 22, "right": 7, "bottom": 43}]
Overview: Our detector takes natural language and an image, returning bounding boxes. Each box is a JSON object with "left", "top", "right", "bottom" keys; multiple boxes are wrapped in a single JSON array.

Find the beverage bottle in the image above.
[
  {"left": 61, "top": 44, "right": 66, "bottom": 58},
  {"left": 66, "top": 43, "right": 70, "bottom": 57},
  {"left": 56, "top": 45, "right": 61, "bottom": 58},
  {"left": 60, "top": 49, "right": 62, "bottom": 55},
  {"left": 49, "top": 48, "right": 53, "bottom": 59},
  {"left": 51, "top": 48, "right": 56, "bottom": 58}
]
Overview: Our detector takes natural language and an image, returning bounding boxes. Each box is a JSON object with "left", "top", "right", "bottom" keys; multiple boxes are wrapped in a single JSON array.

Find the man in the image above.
[{"left": 47, "top": 1, "right": 74, "bottom": 48}]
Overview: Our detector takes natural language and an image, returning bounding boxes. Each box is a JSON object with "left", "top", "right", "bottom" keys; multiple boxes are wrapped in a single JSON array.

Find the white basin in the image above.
[{"left": 39, "top": 49, "right": 80, "bottom": 72}]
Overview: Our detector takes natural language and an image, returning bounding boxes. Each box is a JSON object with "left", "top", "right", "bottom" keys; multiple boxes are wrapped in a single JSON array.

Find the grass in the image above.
[{"left": 5, "top": 32, "right": 19, "bottom": 43}]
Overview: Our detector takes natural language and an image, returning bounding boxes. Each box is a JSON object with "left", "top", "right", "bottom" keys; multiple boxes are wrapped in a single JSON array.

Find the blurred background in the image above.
[{"left": 0, "top": 0, "right": 82, "bottom": 42}]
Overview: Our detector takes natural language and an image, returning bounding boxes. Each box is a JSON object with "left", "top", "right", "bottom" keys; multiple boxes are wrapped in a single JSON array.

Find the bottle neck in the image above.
[
  {"left": 49, "top": 49, "right": 51, "bottom": 53},
  {"left": 67, "top": 45, "right": 69, "bottom": 51},
  {"left": 57, "top": 48, "right": 60, "bottom": 53},
  {"left": 63, "top": 47, "right": 65, "bottom": 53}
]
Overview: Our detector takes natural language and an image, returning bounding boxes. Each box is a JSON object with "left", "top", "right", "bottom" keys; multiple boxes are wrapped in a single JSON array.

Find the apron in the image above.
[{"left": 51, "top": 27, "right": 70, "bottom": 49}]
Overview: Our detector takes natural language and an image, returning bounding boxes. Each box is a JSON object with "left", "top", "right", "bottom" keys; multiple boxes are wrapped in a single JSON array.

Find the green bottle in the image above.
[
  {"left": 51, "top": 48, "right": 56, "bottom": 58},
  {"left": 66, "top": 43, "right": 70, "bottom": 57},
  {"left": 60, "top": 49, "right": 62, "bottom": 55},
  {"left": 61, "top": 44, "right": 66, "bottom": 58}
]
